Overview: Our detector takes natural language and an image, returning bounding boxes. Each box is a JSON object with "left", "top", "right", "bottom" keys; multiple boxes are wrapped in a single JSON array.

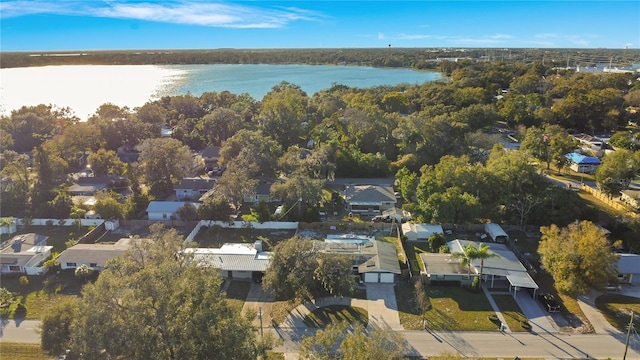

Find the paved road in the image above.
[{"left": 0, "top": 319, "right": 40, "bottom": 343}]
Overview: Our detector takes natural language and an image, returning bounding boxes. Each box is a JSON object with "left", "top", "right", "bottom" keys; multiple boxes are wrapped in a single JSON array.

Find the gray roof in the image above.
[
  {"left": 618, "top": 253, "right": 640, "bottom": 274},
  {"left": 343, "top": 185, "right": 396, "bottom": 205},
  {"left": 357, "top": 240, "right": 402, "bottom": 274},
  {"left": 174, "top": 178, "right": 216, "bottom": 191},
  {"left": 201, "top": 146, "right": 221, "bottom": 159},
  {"left": 419, "top": 253, "right": 469, "bottom": 275},
  {"left": 56, "top": 238, "right": 134, "bottom": 267}
]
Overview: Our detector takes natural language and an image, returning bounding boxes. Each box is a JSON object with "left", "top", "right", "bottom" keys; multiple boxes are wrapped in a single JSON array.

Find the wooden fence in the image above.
[{"left": 581, "top": 184, "right": 629, "bottom": 212}]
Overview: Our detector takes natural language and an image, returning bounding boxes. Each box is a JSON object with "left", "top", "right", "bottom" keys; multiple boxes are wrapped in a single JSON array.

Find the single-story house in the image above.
[
  {"left": 1, "top": 233, "right": 52, "bottom": 275},
  {"left": 146, "top": 201, "right": 200, "bottom": 221},
  {"left": 621, "top": 190, "right": 640, "bottom": 209},
  {"left": 401, "top": 223, "right": 444, "bottom": 241},
  {"left": 322, "top": 234, "right": 401, "bottom": 283},
  {"left": 617, "top": 253, "right": 640, "bottom": 285},
  {"left": 201, "top": 146, "right": 221, "bottom": 171},
  {"left": 174, "top": 177, "right": 216, "bottom": 201},
  {"left": 67, "top": 175, "right": 129, "bottom": 196},
  {"left": 57, "top": 238, "right": 135, "bottom": 271},
  {"left": 243, "top": 177, "right": 282, "bottom": 204},
  {"left": 187, "top": 241, "right": 270, "bottom": 281},
  {"left": 572, "top": 134, "right": 603, "bottom": 151},
  {"left": 565, "top": 152, "right": 601, "bottom": 174},
  {"left": 343, "top": 185, "right": 396, "bottom": 216},
  {"left": 420, "top": 239, "right": 538, "bottom": 297}
]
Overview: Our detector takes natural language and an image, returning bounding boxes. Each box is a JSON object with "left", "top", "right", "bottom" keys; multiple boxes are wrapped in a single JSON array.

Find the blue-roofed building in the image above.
[{"left": 566, "top": 152, "right": 601, "bottom": 173}]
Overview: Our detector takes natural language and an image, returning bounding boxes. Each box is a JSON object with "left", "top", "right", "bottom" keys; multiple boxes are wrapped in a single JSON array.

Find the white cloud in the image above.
[{"left": 0, "top": 1, "right": 323, "bottom": 28}]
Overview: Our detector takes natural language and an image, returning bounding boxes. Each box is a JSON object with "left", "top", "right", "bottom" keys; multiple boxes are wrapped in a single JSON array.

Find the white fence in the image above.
[
  {"left": 184, "top": 220, "right": 299, "bottom": 244},
  {"left": 14, "top": 218, "right": 105, "bottom": 228}
]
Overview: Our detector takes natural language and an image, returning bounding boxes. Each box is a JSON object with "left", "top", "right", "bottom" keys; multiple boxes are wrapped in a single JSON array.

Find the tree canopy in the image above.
[
  {"left": 538, "top": 220, "right": 619, "bottom": 295},
  {"left": 41, "top": 224, "right": 260, "bottom": 359}
]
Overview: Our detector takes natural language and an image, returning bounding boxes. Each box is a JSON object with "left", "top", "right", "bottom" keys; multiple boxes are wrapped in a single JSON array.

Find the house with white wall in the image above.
[
  {"left": 57, "top": 238, "right": 136, "bottom": 271},
  {"left": 0, "top": 233, "right": 52, "bottom": 275},
  {"left": 322, "top": 234, "right": 401, "bottom": 283}
]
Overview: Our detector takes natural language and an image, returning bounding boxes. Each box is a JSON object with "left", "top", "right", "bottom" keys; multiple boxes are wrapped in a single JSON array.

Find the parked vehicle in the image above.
[
  {"left": 538, "top": 293, "right": 560, "bottom": 312},
  {"left": 605, "top": 283, "right": 622, "bottom": 291}
]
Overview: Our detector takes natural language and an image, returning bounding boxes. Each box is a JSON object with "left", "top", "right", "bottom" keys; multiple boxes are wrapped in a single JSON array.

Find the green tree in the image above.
[
  {"left": 57, "top": 224, "right": 260, "bottom": 359},
  {"left": 88, "top": 148, "right": 124, "bottom": 177},
  {"left": 258, "top": 81, "right": 309, "bottom": 149},
  {"left": 263, "top": 236, "right": 355, "bottom": 302},
  {"left": 0, "top": 151, "right": 31, "bottom": 217},
  {"left": 94, "top": 192, "right": 123, "bottom": 220},
  {"left": 0, "top": 287, "right": 14, "bottom": 307},
  {"left": 520, "top": 125, "right": 576, "bottom": 171},
  {"left": 138, "top": 137, "right": 193, "bottom": 196},
  {"left": 41, "top": 297, "right": 80, "bottom": 356},
  {"left": 197, "top": 198, "right": 234, "bottom": 221},
  {"left": 300, "top": 322, "right": 407, "bottom": 360},
  {"left": 176, "top": 202, "right": 198, "bottom": 222},
  {"left": 427, "top": 233, "right": 446, "bottom": 253},
  {"left": 595, "top": 149, "right": 639, "bottom": 196},
  {"left": 254, "top": 200, "right": 272, "bottom": 223},
  {"left": 538, "top": 221, "right": 619, "bottom": 295}
]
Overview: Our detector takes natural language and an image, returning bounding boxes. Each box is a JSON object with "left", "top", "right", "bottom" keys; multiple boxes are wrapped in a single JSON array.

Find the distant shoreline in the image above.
[{"left": 2, "top": 48, "right": 639, "bottom": 70}]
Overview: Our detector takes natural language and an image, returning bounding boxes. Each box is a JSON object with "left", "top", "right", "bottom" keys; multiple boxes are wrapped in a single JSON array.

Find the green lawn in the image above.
[
  {"left": 492, "top": 294, "right": 531, "bottom": 332},
  {"left": 595, "top": 294, "right": 640, "bottom": 332},
  {"left": 0, "top": 271, "right": 84, "bottom": 319},
  {"left": 395, "top": 282, "right": 498, "bottom": 331},
  {"left": 302, "top": 305, "right": 368, "bottom": 328},
  {"left": 0, "top": 342, "right": 52, "bottom": 360},
  {"left": 404, "top": 242, "right": 431, "bottom": 274}
]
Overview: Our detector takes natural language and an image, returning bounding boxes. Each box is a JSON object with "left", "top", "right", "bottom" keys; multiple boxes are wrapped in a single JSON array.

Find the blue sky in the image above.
[{"left": 1, "top": 1, "right": 638, "bottom": 50}]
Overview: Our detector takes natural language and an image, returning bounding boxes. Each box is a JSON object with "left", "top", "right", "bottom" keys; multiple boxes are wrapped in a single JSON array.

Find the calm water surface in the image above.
[{"left": 1, "top": 64, "right": 440, "bottom": 120}]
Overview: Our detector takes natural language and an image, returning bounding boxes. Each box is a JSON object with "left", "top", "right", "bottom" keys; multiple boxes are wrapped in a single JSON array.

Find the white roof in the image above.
[
  {"left": 449, "top": 239, "right": 538, "bottom": 290},
  {"left": 401, "top": 223, "right": 443, "bottom": 241},
  {"left": 186, "top": 244, "right": 271, "bottom": 272}
]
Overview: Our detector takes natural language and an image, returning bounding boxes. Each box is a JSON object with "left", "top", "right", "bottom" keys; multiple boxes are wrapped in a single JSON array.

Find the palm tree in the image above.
[
  {"left": 452, "top": 242, "right": 500, "bottom": 284},
  {"left": 475, "top": 243, "right": 500, "bottom": 283},
  {"left": 75, "top": 264, "right": 94, "bottom": 281},
  {"left": 452, "top": 243, "right": 478, "bottom": 277}
]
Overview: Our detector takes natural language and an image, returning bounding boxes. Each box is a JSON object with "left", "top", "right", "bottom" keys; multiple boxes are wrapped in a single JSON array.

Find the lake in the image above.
[{"left": 0, "top": 64, "right": 440, "bottom": 120}]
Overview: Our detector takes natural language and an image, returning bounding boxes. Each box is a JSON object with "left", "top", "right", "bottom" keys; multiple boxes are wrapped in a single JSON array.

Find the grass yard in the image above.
[
  {"left": 492, "top": 294, "right": 531, "bottom": 332},
  {"left": 302, "top": 305, "right": 368, "bottom": 328},
  {"left": 224, "top": 280, "right": 251, "bottom": 312},
  {"left": 395, "top": 282, "right": 498, "bottom": 331},
  {"left": 595, "top": 294, "right": 640, "bottom": 332},
  {"left": 194, "top": 226, "right": 297, "bottom": 249},
  {"left": 1, "top": 226, "right": 91, "bottom": 253},
  {"left": 0, "top": 271, "right": 84, "bottom": 319},
  {"left": 404, "top": 242, "right": 431, "bottom": 274},
  {"left": 0, "top": 342, "right": 52, "bottom": 360}
]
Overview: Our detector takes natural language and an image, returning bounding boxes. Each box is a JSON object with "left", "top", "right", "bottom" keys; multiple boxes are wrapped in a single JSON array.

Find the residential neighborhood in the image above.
[{"left": 2, "top": 49, "right": 640, "bottom": 359}]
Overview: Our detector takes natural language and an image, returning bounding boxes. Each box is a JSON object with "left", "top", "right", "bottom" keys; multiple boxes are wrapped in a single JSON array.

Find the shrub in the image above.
[{"left": 19, "top": 275, "right": 29, "bottom": 286}]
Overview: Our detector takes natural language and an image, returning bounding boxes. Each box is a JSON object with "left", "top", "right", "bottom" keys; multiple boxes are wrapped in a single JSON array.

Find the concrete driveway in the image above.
[{"left": 365, "top": 283, "right": 402, "bottom": 330}]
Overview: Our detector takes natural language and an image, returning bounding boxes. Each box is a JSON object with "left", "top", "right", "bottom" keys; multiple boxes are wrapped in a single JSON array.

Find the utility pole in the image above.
[
  {"left": 624, "top": 310, "right": 634, "bottom": 360},
  {"left": 259, "top": 307, "right": 264, "bottom": 339}
]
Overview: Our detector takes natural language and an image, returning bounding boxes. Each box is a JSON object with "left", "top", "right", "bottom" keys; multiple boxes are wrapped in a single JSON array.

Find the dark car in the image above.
[{"left": 538, "top": 293, "right": 560, "bottom": 312}]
